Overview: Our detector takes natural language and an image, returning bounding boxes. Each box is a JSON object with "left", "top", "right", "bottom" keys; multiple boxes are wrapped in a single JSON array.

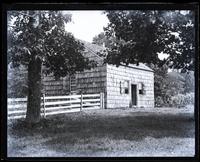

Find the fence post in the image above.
[
  {"left": 100, "top": 93, "right": 104, "bottom": 109},
  {"left": 80, "top": 93, "right": 83, "bottom": 111},
  {"left": 102, "top": 93, "right": 104, "bottom": 109},
  {"left": 43, "top": 93, "right": 46, "bottom": 118}
]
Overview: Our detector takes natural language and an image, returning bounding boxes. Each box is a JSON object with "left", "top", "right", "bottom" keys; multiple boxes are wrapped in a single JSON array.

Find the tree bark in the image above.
[{"left": 26, "top": 58, "right": 42, "bottom": 124}]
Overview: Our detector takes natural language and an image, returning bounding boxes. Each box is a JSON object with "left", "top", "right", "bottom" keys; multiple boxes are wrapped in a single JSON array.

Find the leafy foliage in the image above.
[
  {"left": 181, "top": 71, "right": 195, "bottom": 93},
  {"left": 103, "top": 11, "right": 195, "bottom": 72},
  {"left": 92, "top": 32, "right": 116, "bottom": 49},
  {"left": 8, "top": 11, "right": 96, "bottom": 78},
  {"left": 148, "top": 64, "right": 194, "bottom": 107},
  {"left": 7, "top": 11, "right": 97, "bottom": 123},
  {"left": 170, "top": 92, "right": 194, "bottom": 108},
  {"left": 7, "top": 64, "right": 28, "bottom": 97}
]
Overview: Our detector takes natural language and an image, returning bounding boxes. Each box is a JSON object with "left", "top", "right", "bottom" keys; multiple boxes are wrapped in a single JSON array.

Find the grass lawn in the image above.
[{"left": 7, "top": 106, "right": 195, "bottom": 157}]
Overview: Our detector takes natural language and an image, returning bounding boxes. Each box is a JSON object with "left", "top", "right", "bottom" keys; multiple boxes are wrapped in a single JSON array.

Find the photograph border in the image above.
[{"left": 1, "top": 2, "right": 199, "bottom": 162}]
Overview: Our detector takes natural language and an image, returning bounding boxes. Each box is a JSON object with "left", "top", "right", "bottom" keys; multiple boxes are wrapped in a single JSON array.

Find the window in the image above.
[
  {"left": 138, "top": 82, "right": 145, "bottom": 95},
  {"left": 139, "top": 89, "right": 143, "bottom": 94},
  {"left": 124, "top": 80, "right": 129, "bottom": 94},
  {"left": 120, "top": 80, "right": 129, "bottom": 94}
]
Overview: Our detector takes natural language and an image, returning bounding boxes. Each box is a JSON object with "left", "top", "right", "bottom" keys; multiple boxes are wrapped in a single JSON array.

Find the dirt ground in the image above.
[{"left": 7, "top": 106, "right": 195, "bottom": 157}]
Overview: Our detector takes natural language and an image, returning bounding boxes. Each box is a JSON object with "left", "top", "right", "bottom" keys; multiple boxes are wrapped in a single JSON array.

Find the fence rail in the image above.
[{"left": 8, "top": 93, "right": 104, "bottom": 120}]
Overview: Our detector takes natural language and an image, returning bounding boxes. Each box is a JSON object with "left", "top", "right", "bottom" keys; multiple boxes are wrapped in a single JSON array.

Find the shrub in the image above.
[
  {"left": 155, "top": 92, "right": 195, "bottom": 108},
  {"left": 155, "top": 96, "right": 164, "bottom": 107},
  {"left": 170, "top": 92, "right": 194, "bottom": 108}
]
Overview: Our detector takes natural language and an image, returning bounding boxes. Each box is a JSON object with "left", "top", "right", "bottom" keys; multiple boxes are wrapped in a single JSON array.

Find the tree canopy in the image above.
[
  {"left": 8, "top": 11, "right": 96, "bottom": 78},
  {"left": 92, "top": 32, "right": 116, "bottom": 49},
  {"left": 7, "top": 11, "right": 97, "bottom": 123},
  {"left": 103, "top": 10, "right": 195, "bottom": 72}
]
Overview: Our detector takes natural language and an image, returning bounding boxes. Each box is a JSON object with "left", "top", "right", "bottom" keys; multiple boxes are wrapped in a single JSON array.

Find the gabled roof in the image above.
[
  {"left": 79, "top": 40, "right": 105, "bottom": 65},
  {"left": 125, "top": 63, "right": 154, "bottom": 72},
  {"left": 81, "top": 40, "right": 105, "bottom": 53},
  {"left": 80, "top": 40, "right": 153, "bottom": 72}
]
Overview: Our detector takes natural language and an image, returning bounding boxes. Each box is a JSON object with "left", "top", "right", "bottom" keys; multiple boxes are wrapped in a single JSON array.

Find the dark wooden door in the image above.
[{"left": 131, "top": 84, "right": 137, "bottom": 106}]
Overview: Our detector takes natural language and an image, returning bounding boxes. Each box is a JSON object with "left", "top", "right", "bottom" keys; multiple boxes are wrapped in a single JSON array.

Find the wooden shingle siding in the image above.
[
  {"left": 75, "top": 65, "right": 107, "bottom": 107},
  {"left": 106, "top": 64, "right": 154, "bottom": 109},
  {"left": 42, "top": 65, "right": 107, "bottom": 96},
  {"left": 42, "top": 73, "right": 68, "bottom": 95},
  {"left": 76, "top": 65, "right": 106, "bottom": 93}
]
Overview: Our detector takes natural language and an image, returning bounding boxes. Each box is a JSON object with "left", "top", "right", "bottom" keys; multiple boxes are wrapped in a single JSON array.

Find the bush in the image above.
[
  {"left": 155, "top": 96, "right": 164, "bottom": 107},
  {"left": 170, "top": 92, "right": 194, "bottom": 108},
  {"left": 155, "top": 92, "right": 194, "bottom": 108},
  {"left": 185, "top": 92, "right": 195, "bottom": 105}
]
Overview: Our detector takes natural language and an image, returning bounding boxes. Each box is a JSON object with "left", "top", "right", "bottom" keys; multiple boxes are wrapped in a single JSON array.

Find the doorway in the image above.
[{"left": 131, "top": 84, "right": 137, "bottom": 106}]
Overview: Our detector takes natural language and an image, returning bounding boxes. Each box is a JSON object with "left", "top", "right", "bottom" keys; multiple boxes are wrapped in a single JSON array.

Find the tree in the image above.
[
  {"left": 8, "top": 11, "right": 96, "bottom": 124},
  {"left": 92, "top": 32, "right": 116, "bottom": 48},
  {"left": 181, "top": 71, "right": 195, "bottom": 93},
  {"left": 103, "top": 10, "right": 195, "bottom": 72},
  {"left": 148, "top": 64, "right": 185, "bottom": 107},
  {"left": 7, "top": 64, "right": 28, "bottom": 98},
  {"left": 92, "top": 32, "right": 106, "bottom": 46}
]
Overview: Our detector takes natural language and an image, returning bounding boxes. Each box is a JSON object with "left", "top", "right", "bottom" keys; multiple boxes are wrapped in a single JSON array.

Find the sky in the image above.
[{"left": 64, "top": 11, "right": 109, "bottom": 43}]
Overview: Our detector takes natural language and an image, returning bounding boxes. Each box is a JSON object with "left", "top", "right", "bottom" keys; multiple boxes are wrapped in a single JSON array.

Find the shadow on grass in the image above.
[{"left": 8, "top": 110, "right": 195, "bottom": 148}]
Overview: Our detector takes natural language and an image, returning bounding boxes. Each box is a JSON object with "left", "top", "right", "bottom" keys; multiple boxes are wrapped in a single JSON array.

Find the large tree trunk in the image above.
[{"left": 26, "top": 58, "right": 42, "bottom": 124}]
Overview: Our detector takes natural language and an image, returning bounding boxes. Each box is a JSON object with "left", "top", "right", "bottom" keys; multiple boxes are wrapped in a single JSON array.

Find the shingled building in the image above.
[{"left": 43, "top": 41, "right": 154, "bottom": 109}]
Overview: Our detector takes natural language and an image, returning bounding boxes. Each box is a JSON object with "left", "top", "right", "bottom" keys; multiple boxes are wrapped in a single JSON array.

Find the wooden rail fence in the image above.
[{"left": 8, "top": 93, "right": 104, "bottom": 120}]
